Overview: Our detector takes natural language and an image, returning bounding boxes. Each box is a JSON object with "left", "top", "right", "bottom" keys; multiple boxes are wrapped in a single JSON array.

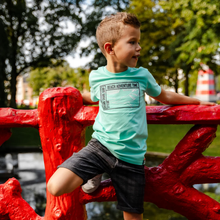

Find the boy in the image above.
[{"left": 47, "top": 12, "right": 215, "bottom": 220}]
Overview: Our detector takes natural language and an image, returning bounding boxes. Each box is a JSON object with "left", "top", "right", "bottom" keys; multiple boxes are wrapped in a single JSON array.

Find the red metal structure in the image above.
[{"left": 0, "top": 87, "right": 220, "bottom": 219}]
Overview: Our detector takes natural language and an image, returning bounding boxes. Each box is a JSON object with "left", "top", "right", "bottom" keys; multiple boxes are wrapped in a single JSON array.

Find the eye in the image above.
[{"left": 129, "top": 41, "right": 135, "bottom": 45}]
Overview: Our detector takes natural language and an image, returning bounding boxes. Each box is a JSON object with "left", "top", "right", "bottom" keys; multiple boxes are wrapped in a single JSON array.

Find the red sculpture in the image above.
[
  {"left": 0, "top": 178, "right": 43, "bottom": 220},
  {"left": 0, "top": 86, "right": 220, "bottom": 219}
]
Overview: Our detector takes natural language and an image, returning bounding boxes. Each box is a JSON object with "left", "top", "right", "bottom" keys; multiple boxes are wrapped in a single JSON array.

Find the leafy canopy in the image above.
[
  {"left": 127, "top": 0, "right": 220, "bottom": 95},
  {"left": 0, "top": 0, "right": 84, "bottom": 107},
  {"left": 28, "top": 60, "right": 90, "bottom": 96}
]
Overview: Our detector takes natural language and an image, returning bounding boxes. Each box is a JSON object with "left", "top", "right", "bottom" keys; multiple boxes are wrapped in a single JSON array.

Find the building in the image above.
[{"left": 16, "top": 73, "right": 39, "bottom": 107}]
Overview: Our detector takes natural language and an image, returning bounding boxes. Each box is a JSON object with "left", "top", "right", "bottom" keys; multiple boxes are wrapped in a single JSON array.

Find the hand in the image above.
[
  {"left": 199, "top": 101, "right": 217, "bottom": 106},
  {"left": 82, "top": 92, "right": 99, "bottom": 105}
]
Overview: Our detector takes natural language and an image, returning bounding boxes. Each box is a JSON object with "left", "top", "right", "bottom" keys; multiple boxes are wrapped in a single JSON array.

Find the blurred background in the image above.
[{"left": 1, "top": 0, "right": 220, "bottom": 219}]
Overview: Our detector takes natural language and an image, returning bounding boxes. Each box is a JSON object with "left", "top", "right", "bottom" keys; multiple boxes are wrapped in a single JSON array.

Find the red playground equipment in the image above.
[{"left": 1, "top": 87, "right": 220, "bottom": 220}]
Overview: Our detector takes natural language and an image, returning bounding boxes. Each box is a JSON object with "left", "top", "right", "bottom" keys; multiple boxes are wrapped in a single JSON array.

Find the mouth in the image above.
[{"left": 132, "top": 55, "right": 140, "bottom": 60}]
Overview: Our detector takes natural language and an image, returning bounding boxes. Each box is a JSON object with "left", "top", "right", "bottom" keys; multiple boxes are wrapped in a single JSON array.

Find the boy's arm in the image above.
[
  {"left": 153, "top": 88, "right": 216, "bottom": 106},
  {"left": 82, "top": 92, "right": 99, "bottom": 105}
]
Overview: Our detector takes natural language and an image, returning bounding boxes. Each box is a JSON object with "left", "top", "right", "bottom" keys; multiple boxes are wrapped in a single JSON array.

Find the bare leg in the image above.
[
  {"left": 47, "top": 167, "right": 83, "bottom": 196},
  {"left": 123, "top": 211, "right": 143, "bottom": 220}
]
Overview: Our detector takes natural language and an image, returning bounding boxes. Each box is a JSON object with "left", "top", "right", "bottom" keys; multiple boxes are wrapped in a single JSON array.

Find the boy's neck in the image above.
[{"left": 106, "top": 61, "right": 128, "bottom": 73}]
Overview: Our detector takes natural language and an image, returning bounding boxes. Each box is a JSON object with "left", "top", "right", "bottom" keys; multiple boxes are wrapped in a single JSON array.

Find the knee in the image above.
[
  {"left": 123, "top": 212, "right": 143, "bottom": 220},
  {"left": 47, "top": 178, "right": 62, "bottom": 197}
]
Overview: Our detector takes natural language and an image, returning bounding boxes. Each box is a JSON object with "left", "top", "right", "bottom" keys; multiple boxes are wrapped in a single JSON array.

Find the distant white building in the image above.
[{"left": 16, "top": 73, "right": 39, "bottom": 107}]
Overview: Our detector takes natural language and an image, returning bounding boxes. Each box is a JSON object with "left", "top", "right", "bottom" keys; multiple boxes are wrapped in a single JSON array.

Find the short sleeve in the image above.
[
  {"left": 145, "top": 70, "right": 161, "bottom": 97},
  {"left": 90, "top": 87, "right": 99, "bottom": 102},
  {"left": 89, "top": 71, "right": 99, "bottom": 102}
]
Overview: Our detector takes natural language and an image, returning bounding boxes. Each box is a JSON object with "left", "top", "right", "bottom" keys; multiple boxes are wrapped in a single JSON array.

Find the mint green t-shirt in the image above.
[{"left": 89, "top": 66, "right": 161, "bottom": 165}]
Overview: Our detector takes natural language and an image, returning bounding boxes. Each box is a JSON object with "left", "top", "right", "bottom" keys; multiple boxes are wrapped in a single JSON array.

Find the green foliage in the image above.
[
  {"left": 0, "top": 0, "right": 84, "bottom": 107},
  {"left": 127, "top": 0, "right": 182, "bottom": 91},
  {"left": 188, "top": 69, "right": 199, "bottom": 96},
  {"left": 216, "top": 75, "right": 220, "bottom": 92},
  {"left": 0, "top": 0, "right": 130, "bottom": 107},
  {"left": 163, "top": 0, "right": 220, "bottom": 64},
  {"left": 80, "top": 0, "right": 129, "bottom": 69},
  {"left": 28, "top": 60, "right": 90, "bottom": 96},
  {"left": 127, "top": 0, "right": 220, "bottom": 95},
  {"left": 160, "top": 0, "right": 220, "bottom": 93}
]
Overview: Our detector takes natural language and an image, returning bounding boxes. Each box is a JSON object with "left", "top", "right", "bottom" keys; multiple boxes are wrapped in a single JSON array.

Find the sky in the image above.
[
  {"left": 31, "top": 0, "right": 94, "bottom": 69},
  {"left": 60, "top": 19, "right": 94, "bottom": 68},
  {"left": 65, "top": 40, "right": 93, "bottom": 68},
  {"left": 65, "top": 53, "right": 93, "bottom": 68}
]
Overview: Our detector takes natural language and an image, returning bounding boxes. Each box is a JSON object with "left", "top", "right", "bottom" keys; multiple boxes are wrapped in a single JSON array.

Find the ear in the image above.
[{"left": 104, "top": 42, "right": 114, "bottom": 55}]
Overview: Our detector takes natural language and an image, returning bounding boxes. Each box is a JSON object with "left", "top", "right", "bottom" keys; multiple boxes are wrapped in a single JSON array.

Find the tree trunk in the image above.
[
  {"left": 174, "top": 69, "right": 179, "bottom": 93},
  {"left": 9, "top": 68, "right": 17, "bottom": 108},
  {"left": 0, "top": 20, "right": 8, "bottom": 107},
  {"left": 0, "top": 63, "right": 7, "bottom": 107},
  {"left": 9, "top": 35, "right": 18, "bottom": 109},
  {"left": 184, "top": 68, "right": 189, "bottom": 96}
]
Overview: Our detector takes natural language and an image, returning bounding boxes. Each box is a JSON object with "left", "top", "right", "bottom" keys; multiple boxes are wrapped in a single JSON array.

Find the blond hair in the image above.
[{"left": 96, "top": 12, "right": 140, "bottom": 56}]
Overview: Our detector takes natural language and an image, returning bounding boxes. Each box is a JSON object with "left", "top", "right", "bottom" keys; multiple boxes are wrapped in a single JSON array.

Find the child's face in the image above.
[{"left": 111, "top": 25, "right": 141, "bottom": 71}]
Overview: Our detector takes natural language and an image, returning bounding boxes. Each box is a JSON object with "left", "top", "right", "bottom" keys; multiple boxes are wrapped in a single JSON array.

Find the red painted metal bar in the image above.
[
  {"left": 146, "top": 105, "right": 220, "bottom": 124},
  {"left": 1, "top": 104, "right": 220, "bottom": 128},
  {"left": 0, "top": 108, "right": 38, "bottom": 128},
  {"left": 74, "top": 105, "right": 220, "bottom": 125},
  {"left": 1, "top": 87, "right": 220, "bottom": 220}
]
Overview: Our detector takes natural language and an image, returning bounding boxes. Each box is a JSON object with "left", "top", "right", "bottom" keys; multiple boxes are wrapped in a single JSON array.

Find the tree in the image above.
[
  {"left": 0, "top": 19, "right": 9, "bottom": 107},
  {"left": 80, "top": 0, "right": 130, "bottom": 70},
  {"left": 127, "top": 0, "right": 220, "bottom": 95},
  {"left": 0, "top": 0, "right": 83, "bottom": 107},
  {"left": 161, "top": 0, "right": 220, "bottom": 95},
  {"left": 28, "top": 60, "right": 90, "bottom": 96},
  {"left": 127, "top": 0, "right": 184, "bottom": 92},
  {"left": 0, "top": 0, "right": 132, "bottom": 108}
]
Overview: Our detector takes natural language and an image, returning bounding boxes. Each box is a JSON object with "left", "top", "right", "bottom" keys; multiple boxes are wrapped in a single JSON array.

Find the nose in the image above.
[{"left": 137, "top": 44, "right": 141, "bottom": 51}]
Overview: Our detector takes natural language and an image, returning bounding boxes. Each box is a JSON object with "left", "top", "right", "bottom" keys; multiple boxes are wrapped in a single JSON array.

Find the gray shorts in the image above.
[{"left": 58, "top": 138, "right": 145, "bottom": 214}]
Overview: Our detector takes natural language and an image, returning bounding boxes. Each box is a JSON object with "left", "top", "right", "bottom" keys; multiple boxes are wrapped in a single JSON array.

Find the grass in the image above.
[
  {"left": 147, "top": 124, "right": 220, "bottom": 157},
  {"left": 1, "top": 124, "right": 220, "bottom": 156},
  {"left": 147, "top": 124, "right": 193, "bottom": 154}
]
